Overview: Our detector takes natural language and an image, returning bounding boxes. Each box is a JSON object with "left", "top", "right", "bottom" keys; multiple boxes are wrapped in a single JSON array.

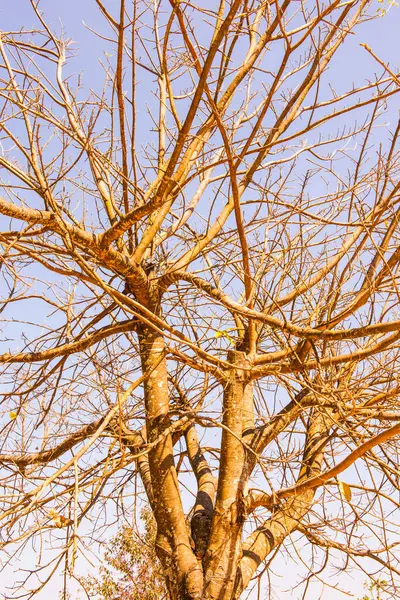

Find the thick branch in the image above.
[
  {"left": 0, "top": 419, "right": 103, "bottom": 467},
  {"left": 185, "top": 423, "right": 217, "bottom": 558}
]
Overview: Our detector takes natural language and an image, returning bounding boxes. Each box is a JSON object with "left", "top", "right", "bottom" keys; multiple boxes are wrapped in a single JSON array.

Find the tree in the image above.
[
  {"left": 359, "top": 579, "right": 391, "bottom": 600},
  {"left": 81, "top": 507, "right": 167, "bottom": 600},
  {"left": 0, "top": 1, "right": 400, "bottom": 599}
]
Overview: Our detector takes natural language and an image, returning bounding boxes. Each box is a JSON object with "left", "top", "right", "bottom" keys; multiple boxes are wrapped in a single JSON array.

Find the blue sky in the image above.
[{"left": 1, "top": 1, "right": 400, "bottom": 599}]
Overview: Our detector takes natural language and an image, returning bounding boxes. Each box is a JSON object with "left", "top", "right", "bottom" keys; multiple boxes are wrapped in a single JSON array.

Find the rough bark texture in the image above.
[
  {"left": 203, "top": 352, "right": 251, "bottom": 600},
  {"left": 138, "top": 325, "right": 203, "bottom": 599},
  {"left": 2, "top": 2, "right": 400, "bottom": 599}
]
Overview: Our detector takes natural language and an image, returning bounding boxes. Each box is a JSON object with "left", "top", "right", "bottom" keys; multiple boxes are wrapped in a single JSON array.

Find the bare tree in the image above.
[{"left": 0, "top": 1, "right": 400, "bottom": 599}]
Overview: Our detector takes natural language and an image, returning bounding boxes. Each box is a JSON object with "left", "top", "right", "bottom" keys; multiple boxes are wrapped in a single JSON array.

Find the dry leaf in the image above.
[
  {"left": 9, "top": 411, "right": 18, "bottom": 420},
  {"left": 338, "top": 480, "right": 352, "bottom": 503},
  {"left": 49, "top": 509, "right": 73, "bottom": 528}
]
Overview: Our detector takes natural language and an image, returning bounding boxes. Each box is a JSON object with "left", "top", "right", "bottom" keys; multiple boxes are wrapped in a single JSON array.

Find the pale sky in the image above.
[{"left": 1, "top": 1, "right": 399, "bottom": 599}]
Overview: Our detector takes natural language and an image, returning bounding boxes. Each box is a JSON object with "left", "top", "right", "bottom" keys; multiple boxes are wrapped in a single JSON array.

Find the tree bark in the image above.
[
  {"left": 203, "top": 351, "right": 251, "bottom": 600},
  {"left": 138, "top": 324, "right": 203, "bottom": 599},
  {"left": 236, "top": 409, "right": 331, "bottom": 597}
]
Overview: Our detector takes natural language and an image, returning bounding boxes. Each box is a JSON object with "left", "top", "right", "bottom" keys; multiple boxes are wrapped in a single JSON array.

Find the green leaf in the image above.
[{"left": 214, "top": 330, "right": 235, "bottom": 345}]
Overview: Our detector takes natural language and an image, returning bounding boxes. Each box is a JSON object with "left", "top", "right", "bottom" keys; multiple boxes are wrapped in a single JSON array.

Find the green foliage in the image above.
[
  {"left": 214, "top": 328, "right": 236, "bottom": 345},
  {"left": 81, "top": 508, "right": 168, "bottom": 600},
  {"left": 358, "top": 579, "right": 390, "bottom": 600}
]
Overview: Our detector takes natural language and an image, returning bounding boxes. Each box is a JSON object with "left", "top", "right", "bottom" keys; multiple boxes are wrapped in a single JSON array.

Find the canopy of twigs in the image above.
[{"left": 0, "top": 1, "right": 400, "bottom": 598}]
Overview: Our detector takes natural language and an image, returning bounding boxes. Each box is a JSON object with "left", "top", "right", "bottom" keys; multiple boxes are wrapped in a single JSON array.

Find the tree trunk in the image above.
[
  {"left": 137, "top": 336, "right": 331, "bottom": 600},
  {"left": 138, "top": 324, "right": 203, "bottom": 599},
  {"left": 203, "top": 351, "right": 251, "bottom": 600}
]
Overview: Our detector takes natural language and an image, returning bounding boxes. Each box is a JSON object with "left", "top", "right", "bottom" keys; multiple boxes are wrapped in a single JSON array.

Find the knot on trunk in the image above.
[{"left": 191, "top": 510, "right": 213, "bottom": 559}]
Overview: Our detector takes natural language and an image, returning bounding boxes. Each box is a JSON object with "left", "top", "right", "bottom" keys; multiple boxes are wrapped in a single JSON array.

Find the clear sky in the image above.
[{"left": 1, "top": 1, "right": 399, "bottom": 599}]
